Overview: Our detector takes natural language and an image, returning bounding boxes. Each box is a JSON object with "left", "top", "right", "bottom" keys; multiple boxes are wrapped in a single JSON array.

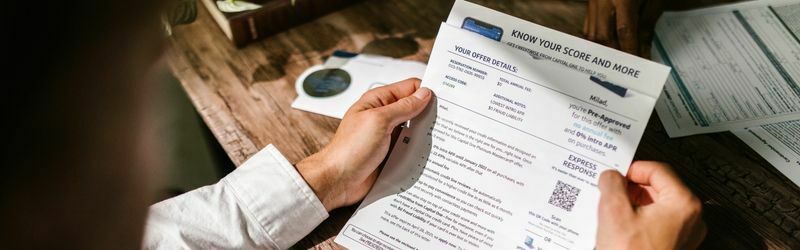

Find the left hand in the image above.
[
  {"left": 295, "top": 78, "right": 432, "bottom": 211},
  {"left": 584, "top": 0, "right": 664, "bottom": 57}
]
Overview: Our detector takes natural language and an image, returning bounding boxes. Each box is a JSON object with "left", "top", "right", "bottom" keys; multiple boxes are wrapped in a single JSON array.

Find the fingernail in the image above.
[{"left": 413, "top": 87, "right": 431, "bottom": 100}]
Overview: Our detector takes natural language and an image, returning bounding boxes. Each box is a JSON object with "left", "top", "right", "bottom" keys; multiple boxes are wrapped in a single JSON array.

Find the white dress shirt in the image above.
[{"left": 143, "top": 145, "right": 329, "bottom": 249}]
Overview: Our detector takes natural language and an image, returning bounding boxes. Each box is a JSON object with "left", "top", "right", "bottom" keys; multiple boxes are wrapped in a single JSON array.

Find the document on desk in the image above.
[
  {"left": 334, "top": 1, "right": 670, "bottom": 249},
  {"left": 733, "top": 120, "right": 800, "bottom": 187},
  {"left": 652, "top": 0, "right": 800, "bottom": 137}
]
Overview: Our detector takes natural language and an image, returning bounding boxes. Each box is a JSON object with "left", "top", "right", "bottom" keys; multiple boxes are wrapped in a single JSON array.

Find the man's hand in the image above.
[
  {"left": 584, "top": 0, "right": 664, "bottom": 57},
  {"left": 597, "top": 161, "right": 706, "bottom": 249},
  {"left": 295, "top": 78, "right": 432, "bottom": 211}
]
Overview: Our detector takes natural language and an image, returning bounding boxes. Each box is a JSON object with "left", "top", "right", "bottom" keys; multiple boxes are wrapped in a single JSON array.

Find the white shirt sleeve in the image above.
[{"left": 143, "top": 144, "right": 329, "bottom": 250}]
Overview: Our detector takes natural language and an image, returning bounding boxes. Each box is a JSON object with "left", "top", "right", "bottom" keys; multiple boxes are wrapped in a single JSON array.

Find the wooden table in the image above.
[{"left": 166, "top": 0, "right": 800, "bottom": 249}]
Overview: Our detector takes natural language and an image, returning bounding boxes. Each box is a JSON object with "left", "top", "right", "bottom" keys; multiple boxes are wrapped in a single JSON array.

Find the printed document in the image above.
[
  {"left": 653, "top": 0, "right": 800, "bottom": 137},
  {"left": 334, "top": 1, "right": 670, "bottom": 249},
  {"left": 733, "top": 120, "right": 800, "bottom": 187}
]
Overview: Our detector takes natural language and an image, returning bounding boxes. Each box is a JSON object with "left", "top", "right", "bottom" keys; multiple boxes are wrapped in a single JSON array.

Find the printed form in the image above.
[
  {"left": 651, "top": 0, "right": 799, "bottom": 187},
  {"left": 335, "top": 1, "right": 670, "bottom": 249},
  {"left": 734, "top": 120, "right": 800, "bottom": 187},
  {"left": 652, "top": 0, "right": 800, "bottom": 137}
]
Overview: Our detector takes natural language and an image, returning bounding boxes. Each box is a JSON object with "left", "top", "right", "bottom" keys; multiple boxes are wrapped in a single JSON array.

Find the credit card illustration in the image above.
[
  {"left": 590, "top": 76, "right": 628, "bottom": 97},
  {"left": 461, "top": 17, "right": 503, "bottom": 41}
]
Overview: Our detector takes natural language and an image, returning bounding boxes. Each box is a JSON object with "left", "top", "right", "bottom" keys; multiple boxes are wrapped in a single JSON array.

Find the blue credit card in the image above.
[{"left": 461, "top": 17, "right": 503, "bottom": 41}]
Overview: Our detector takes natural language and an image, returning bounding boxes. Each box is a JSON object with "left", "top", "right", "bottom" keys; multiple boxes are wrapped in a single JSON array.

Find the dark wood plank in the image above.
[{"left": 166, "top": 0, "right": 800, "bottom": 249}]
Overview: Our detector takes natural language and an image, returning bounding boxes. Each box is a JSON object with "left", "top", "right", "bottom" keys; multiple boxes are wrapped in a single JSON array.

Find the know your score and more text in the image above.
[{"left": 511, "top": 30, "right": 642, "bottom": 78}]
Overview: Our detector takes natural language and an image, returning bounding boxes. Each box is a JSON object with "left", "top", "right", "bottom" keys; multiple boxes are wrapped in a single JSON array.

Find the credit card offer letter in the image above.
[{"left": 335, "top": 1, "right": 670, "bottom": 249}]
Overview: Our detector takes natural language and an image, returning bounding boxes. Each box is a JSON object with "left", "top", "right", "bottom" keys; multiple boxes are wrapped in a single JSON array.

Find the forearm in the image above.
[{"left": 143, "top": 145, "right": 328, "bottom": 249}]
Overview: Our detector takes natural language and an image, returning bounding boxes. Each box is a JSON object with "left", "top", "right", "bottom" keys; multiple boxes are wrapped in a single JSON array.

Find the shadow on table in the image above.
[
  {"left": 700, "top": 202, "right": 767, "bottom": 249},
  {"left": 292, "top": 98, "right": 438, "bottom": 249}
]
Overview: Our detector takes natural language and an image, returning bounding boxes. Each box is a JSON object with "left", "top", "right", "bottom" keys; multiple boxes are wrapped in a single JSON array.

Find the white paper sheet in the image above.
[
  {"left": 734, "top": 120, "right": 800, "bottom": 187},
  {"left": 652, "top": 0, "right": 800, "bottom": 137},
  {"left": 292, "top": 54, "right": 426, "bottom": 119},
  {"left": 334, "top": 1, "right": 670, "bottom": 249}
]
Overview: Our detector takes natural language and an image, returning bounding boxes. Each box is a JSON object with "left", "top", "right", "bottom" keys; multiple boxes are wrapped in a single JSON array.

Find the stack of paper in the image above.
[{"left": 652, "top": 0, "right": 799, "bottom": 186}]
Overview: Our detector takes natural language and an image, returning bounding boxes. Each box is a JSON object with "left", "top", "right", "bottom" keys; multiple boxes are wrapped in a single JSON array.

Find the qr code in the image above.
[{"left": 548, "top": 181, "right": 580, "bottom": 212}]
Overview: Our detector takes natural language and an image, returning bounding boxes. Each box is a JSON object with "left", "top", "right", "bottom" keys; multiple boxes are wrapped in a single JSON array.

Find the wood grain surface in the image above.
[{"left": 166, "top": 0, "right": 800, "bottom": 249}]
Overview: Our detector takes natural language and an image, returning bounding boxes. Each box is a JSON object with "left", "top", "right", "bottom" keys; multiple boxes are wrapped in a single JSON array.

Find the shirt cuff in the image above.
[{"left": 223, "top": 144, "right": 329, "bottom": 249}]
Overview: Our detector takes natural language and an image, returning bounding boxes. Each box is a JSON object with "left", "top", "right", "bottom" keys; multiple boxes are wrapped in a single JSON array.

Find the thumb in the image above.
[
  {"left": 598, "top": 170, "right": 634, "bottom": 222},
  {"left": 375, "top": 87, "right": 432, "bottom": 126}
]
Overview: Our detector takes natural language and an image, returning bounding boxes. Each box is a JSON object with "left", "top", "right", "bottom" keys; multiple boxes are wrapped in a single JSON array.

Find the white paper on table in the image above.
[
  {"left": 291, "top": 54, "right": 426, "bottom": 119},
  {"left": 652, "top": 0, "right": 800, "bottom": 137},
  {"left": 334, "top": 1, "right": 671, "bottom": 249},
  {"left": 733, "top": 120, "right": 800, "bottom": 187}
]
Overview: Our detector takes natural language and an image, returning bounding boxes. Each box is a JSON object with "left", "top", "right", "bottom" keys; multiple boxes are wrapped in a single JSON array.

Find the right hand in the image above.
[{"left": 596, "top": 161, "right": 706, "bottom": 249}]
